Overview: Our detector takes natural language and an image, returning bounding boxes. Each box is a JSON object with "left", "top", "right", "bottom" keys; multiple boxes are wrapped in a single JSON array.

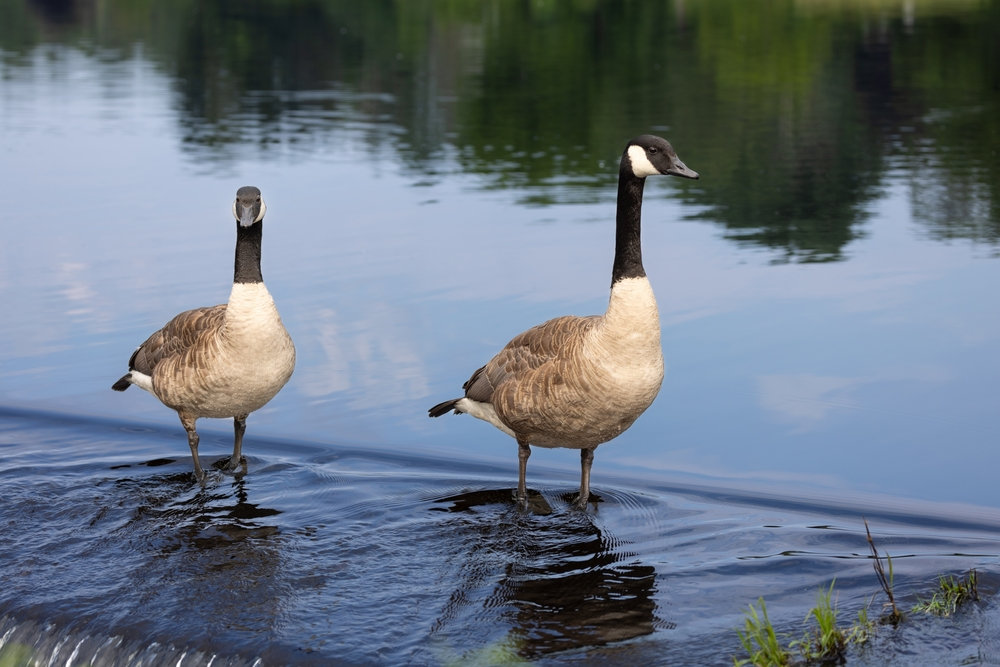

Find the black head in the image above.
[
  {"left": 233, "top": 186, "right": 266, "bottom": 228},
  {"left": 623, "top": 135, "right": 699, "bottom": 180}
]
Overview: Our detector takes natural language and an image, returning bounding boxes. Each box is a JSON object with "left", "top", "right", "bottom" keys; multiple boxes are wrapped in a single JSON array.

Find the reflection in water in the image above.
[
  {"left": 430, "top": 490, "right": 663, "bottom": 659},
  {"left": 756, "top": 373, "right": 864, "bottom": 432},
  {"left": 3, "top": 1, "right": 998, "bottom": 260},
  {"left": 103, "top": 475, "right": 286, "bottom": 653},
  {"left": 296, "top": 303, "right": 431, "bottom": 413},
  {"left": 0, "top": 464, "right": 288, "bottom": 664}
]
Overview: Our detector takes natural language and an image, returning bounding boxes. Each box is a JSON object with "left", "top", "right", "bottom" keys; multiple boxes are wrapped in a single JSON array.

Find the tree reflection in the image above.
[{"left": 6, "top": 0, "right": 998, "bottom": 257}]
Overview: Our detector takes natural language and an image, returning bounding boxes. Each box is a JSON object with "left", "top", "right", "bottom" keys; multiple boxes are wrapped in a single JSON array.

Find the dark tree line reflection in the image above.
[{"left": 5, "top": 0, "right": 999, "bottom": 259}]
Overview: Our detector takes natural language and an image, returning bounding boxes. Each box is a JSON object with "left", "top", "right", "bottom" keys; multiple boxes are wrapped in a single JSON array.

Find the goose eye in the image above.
[{"left": 648, "top": 147, "right": 658, "bottom": 154}]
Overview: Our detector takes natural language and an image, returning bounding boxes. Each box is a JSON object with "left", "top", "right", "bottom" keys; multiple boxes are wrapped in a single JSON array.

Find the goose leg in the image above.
[
  {"left": 179, "top": 412, "right": 205, "bottom": 483},
  {"left": 228, "top": 414, "right": 248, "bottom": 470},
  {"left": 574, "top": 447, "right": 595, "bottom": 509},
  {"left": 516, "top": 439, "right": 531, "bottom": 507}
]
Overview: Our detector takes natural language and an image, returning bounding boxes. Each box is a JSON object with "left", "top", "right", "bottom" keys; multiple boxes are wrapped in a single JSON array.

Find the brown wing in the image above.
[
  {"left": 487, "top": 315, "right": 611, "bottom": 442},
  {"left": 128, "top": 305, "right": 227, "bottom": 375},
  {"left": 462, "top": 314, "right": 600, "bottom": 404}
]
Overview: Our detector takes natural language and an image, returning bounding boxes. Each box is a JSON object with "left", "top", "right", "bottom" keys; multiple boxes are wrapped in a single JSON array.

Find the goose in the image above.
[
  {"left": 112, "top": 186, "right": 296, "bottom": 482},
  {"left": 429, "top": 135, "right": 698, "bottom": 509}
]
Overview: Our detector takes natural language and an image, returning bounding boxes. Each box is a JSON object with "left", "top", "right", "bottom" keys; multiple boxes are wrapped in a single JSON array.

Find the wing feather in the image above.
[
  {"left": 128, "top": 305, "right": 227, "bottom": 375},
  {"left": 463, "top": 315, "right": 600, "bottom": 404}
]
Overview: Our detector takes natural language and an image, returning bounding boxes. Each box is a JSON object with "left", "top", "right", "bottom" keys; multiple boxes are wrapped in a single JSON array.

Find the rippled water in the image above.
[
  {"left": 2, "top": 1, "right": 1000, "bottom": 664},
  {"left": 3, "top": 407, "right": 1000, "bottom": 665}
]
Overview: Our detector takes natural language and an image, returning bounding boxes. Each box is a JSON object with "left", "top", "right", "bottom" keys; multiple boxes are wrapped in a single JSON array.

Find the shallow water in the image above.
[
  {"left": 3, "top": 406, "right": 1000, "bottom": 665},
  {"left": 2, "top": 1, "right": 1000, "bottom": 664}
]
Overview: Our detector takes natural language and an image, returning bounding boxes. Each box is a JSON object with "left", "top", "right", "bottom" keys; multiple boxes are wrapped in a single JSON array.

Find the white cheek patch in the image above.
[
  {"left": 627, "top": 145, "right": 660, "bottom": 178},
  {"left": 232, "top": 198, "right": 267, "bottom": 223}
]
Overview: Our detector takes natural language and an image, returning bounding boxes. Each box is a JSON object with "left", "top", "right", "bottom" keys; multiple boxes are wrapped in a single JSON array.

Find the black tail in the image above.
[
  {"left": 428, "top": 398, "right": 461, "bottom": 418},
  {"left": 111, "top": 374, "right": 132, "bottom": 391}
]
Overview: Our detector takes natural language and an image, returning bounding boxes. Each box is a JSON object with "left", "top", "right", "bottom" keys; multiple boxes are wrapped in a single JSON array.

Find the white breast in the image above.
[
  {"left": 588, "top": 276, "right": 664, "bottom": 392},
  {"left": 160, "top": 283, "right": 295, "bottom": 419}
]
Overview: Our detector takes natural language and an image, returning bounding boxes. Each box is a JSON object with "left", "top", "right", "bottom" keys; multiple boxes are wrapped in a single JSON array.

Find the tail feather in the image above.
[
  {"left": 428, "top": 398, "right": 461, "bottom": 418},
  {"left": 111, "top": 374, "right": 132, "bottom": 391}
]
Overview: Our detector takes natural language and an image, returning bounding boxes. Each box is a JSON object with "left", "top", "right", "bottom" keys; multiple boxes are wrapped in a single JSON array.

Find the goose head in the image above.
[
  {"left": 624, "top": 134, "right": 699, "bottom": 180},
  {"left": 232, "top": 186, "right": 267, "bottom": 228}
]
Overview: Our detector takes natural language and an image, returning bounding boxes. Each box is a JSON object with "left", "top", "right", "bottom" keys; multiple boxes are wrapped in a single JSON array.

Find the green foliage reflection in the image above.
[{"left": 0, "top": 0, "right": 997, "bottom": 259}]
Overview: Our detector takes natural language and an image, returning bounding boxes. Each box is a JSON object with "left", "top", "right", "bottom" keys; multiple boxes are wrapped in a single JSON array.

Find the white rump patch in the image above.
[
  {"left": 456, "top": 398, "right": 516, "bottom": 438},
  {"left": 129, "top": 371, "right": 155, "bottom": 394},
  {"left": 627, "top": 145, "right": 660, "bottom": 178}
]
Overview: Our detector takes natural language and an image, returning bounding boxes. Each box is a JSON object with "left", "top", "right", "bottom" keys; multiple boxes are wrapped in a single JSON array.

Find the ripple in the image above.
[{"left": 1, "top": 408, "right": 999, "bottom": 664}]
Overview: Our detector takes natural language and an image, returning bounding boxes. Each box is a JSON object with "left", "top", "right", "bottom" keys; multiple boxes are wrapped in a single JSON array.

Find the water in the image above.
[
  {"left": 2, "top": 1, "right": 1000, "bottom": 664},
  {"left": 4, "top": 407, "right": 1000, "bottom": 665}
]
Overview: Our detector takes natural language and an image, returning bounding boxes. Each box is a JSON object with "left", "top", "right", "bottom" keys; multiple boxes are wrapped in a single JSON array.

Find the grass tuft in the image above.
[
  {"left": 912, "top": 570, "right": 979, "bottom": 616},
  {"left": 791, "top": 580, "right": 848, "bottom": 662},
  {"left": 845, "top": 602, "right": 877, "bottom": 645},
  {"left": 734, "top": 597, "right": 790, "bottom": 667},
  {"left": 735, "top": 521, "right": 986, "bottom": 665}
]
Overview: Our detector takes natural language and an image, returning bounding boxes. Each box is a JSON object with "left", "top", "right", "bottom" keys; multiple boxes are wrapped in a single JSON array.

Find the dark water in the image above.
[
  {"left": 2, "top": 1, "right": 1000, "bottom": 664},
  {"left": 4, "top": 406, "right": 1000, "bottom": 665}
]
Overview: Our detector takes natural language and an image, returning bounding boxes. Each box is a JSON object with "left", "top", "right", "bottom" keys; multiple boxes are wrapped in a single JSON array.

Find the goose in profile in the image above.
[
  {"left": 429, "top": 135, "right": 698, "bottom": 509},
  {"left": 112, "top": 186, "right": 296, "bottom": 482}
]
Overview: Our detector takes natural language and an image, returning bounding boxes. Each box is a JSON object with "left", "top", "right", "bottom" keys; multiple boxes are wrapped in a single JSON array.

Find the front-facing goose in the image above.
[
  {"left": 112, "top": 186, "right": 295, "bottom": 481},
  {"left": 429, "top": 135, "right": 698, "bottom": 509}
]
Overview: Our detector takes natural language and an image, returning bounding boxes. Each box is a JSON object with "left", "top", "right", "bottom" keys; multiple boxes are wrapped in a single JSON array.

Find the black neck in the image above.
[
  {"left": 611, "top": 169, "right": 646, "bottom": 285},
  {"left": 234, "top": 221, "right": 263, "bottom": 284}
]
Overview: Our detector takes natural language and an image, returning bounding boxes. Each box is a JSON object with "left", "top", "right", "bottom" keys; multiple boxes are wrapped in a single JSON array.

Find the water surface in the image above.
[{"left": 1, "top": 1, "right": 999, "bottom": 664}]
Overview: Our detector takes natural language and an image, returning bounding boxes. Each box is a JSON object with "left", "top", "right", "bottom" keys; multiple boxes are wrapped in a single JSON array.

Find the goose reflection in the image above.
[
  {"left": 430, "top": 489, "right": 662, "bottom": 659},
  {"left": 114, "top": 463, "right": 283, "bottom": 529},
  {"left": 101, "top": 473, "right": 286, "bottom": 654}
]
